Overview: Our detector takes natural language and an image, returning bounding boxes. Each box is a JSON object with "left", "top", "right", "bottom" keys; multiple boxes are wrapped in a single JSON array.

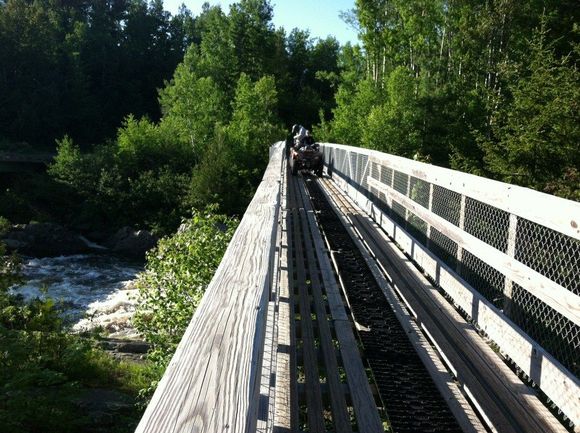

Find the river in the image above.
[{"left": 10, "top": 254, "right": 143, "bottom": 339}]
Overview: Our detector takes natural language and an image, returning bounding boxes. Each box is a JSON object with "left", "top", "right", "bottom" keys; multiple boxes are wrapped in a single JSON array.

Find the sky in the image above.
[{"left": 163, "top": 0, "right": 359, "bottom": 46}]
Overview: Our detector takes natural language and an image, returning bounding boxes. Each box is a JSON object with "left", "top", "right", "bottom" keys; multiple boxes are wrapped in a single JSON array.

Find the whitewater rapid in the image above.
[{"left": 11, "top": 254, "right": 143, "bottom": 339}]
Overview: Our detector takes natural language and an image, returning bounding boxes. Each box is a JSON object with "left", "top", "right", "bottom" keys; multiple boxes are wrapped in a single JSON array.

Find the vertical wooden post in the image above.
[
  {"left": 503, "top": 213, "right": 518, "bottom": 317},
  {"left": 404, "top": 175, "right": 411, "bottom": 228},
  {"left": 426, "top": 183, "right": 434, "bottom": 249},
  {"left": 456, "top": 195, "right": 466, "bottom": 275}
]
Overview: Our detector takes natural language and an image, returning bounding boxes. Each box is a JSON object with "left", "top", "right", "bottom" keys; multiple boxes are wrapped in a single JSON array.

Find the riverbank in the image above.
[{"left": 1, "top": 252, "right": 157, "bottom": 433}]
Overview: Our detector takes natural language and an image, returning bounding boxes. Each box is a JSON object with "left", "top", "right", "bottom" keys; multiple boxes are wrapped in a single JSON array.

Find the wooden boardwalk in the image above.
[
  {"left": 136, "top": 142, "right": 577, "bottom": 433},
  {"left": 272, "top": 171, "right": 384, "bottom": 432}
]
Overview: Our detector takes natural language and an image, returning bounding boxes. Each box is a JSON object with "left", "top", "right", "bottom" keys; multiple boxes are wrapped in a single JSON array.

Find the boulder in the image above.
[
  {"left": 106, "top": 227, "right": 157, "bottom": 258},
  {"left": 1, "top": 222, "right": 90, "bottom": 257}
]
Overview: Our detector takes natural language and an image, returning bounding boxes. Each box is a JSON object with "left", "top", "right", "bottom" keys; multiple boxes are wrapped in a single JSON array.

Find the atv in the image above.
[{"left": 289, "top": 138, "right": 323, "bottom": 176}]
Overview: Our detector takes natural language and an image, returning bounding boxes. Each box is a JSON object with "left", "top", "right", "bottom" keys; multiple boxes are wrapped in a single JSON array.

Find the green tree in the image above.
[
  {"left": 362, "top": 67, "right": 421, "bottom": 157},
  {"left": 158, "top": 46, "right": 228, "bottom": 156},
  {"left": 195, "top": 4, "right": 238, "bottom": 94},
  {"left": 228, "top": 0, "right": 277, "bottom": 80},
  {"left": 479, "top": 27, "right": 580, "bottom": 199},
  {"left": 321, "top": 78, "right": 384, "bottom": 145},
  {"left": 189, "top": 74, "right": 284, "bottom": 215},
  {"left": 0, "top": 0, "right": 193, "bottom": 148},
  {"left": 227, "top": 73, "right": 284, "bottom": 166}
]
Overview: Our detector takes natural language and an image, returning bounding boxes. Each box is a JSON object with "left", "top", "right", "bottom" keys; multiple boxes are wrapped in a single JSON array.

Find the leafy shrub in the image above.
[
  {"left": 48, "top": 124, "right": 194, "bottom": 235},
  {"left": 134, "top": 207, "right": 238, "bottom": 375}
]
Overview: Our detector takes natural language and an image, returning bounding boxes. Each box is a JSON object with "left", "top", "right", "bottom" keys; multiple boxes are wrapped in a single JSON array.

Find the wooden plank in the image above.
[
  {"left": 273, "top": 167, "right": 295, "bottom": 432},
  {"left": 319, "top": 142, "right": 580, "bottom": 241},
  {"left": 367, "top": 176, "right": 580, "bottom": 326},
  {"left": 295, "top": 179, "right": 353, "bottom": 433},
  {"left": 329, "top": 171, "right": 580, "bottom": 428},
  {"left": 503, "top": 213, "right": 518, "bottom": 316},
  {"left": 288, "top": 175, "right": 326, "bottom": 433},
  {"left": 300, "top": 179, "right": 385, "bottom": 433},
  {"left": 257, "top": 301, "right": 277, "bottom": 433},
  {"left": 136, "top": 142, "right": 285, "bottom": 433},
  {"left": 259, "top": 180, "right": 287, "bottom": 433}
]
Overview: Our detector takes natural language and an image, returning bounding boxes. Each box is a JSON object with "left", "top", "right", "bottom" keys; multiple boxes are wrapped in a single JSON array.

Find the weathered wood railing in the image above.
[
  {"left": 136, "top": 142, "right": 285, "bottom": 433},
  {"left": 319, "top": 142, "right": 580, "bottom": 428}
]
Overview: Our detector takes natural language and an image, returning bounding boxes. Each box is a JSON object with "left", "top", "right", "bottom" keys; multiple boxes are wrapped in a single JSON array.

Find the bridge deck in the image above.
[
  {"left": 272, "top": 168, "right": 567, "bottom": 432},
  {"left": 269, "top": 171, "right": 385, "bottom": 432},
  {"left": 314, "top": 176, "right": 567, "bottom": 433},
  {"left": 136, "top": 144, "right": 573, "bottom": 433}
]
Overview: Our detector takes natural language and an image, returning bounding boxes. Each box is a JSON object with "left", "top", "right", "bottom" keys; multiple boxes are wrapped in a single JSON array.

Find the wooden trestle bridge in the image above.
[{"left": 136, "top": 142, "right": 579, "bottom": 433}]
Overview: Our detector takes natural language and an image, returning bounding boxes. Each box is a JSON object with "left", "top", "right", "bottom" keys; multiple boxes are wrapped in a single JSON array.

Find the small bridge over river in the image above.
[
  {"left": 0, "top": 152, "right": 54, "bottom": 173},
  {"left": 136, "top": 142, "right": 579, "bottom": 433}
]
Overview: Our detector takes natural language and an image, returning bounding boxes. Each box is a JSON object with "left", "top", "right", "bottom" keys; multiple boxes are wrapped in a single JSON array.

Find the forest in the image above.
[
  {"left": 1, "top": 0, "right": 578, "bottom": 234},
  {"left": 0, "top": 0, "right": 578, "bottom": 432}
]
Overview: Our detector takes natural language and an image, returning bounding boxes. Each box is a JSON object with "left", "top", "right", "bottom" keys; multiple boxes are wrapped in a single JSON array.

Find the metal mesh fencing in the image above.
[
  {"left": 510, "top": 284, "right": 579, "bottom": 377},
  {"left": 464, "top": 197, "right": 509, "bottom": 252},
  {"left": 516, "top": 217, "right": 580, "bottom": 295},
  {"left": 459, "top": 251, "right": 506, "bottom": 309},
  {"left": 320, "top": 144, "right": 579, "bottom": 385},
  {"left": 432, "top": 185, "right": 461, "bottom": 226}
]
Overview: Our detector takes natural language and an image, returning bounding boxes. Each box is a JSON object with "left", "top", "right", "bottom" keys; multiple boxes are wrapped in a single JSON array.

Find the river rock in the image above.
[
  {"left": 2, "top": 222, "right": 90, "bottom": 257},
  {"left": 98, "top": 337, "right": 150, "bottom": 362},
  {"left": 106, "top": 227, "right": 157, "bottom": 258}
]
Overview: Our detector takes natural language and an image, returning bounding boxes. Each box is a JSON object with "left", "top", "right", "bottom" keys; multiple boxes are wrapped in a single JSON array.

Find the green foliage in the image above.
[
  {"left": 479, "top": 26, "right": 580, "bottom": 199},
  {"left": 0, "top": 327, "right": 155, "bottom": 433},
  {"left": 134, "top": 207, "right": 238, "bottom": 372},
  {"left": 228, "top": 0, "right": 277, "bottom": 81},
  {"left": 48, "top": 135, "right": 88, "bottom": 192},
  {"left": 46, "top": 68, "right": 284, "bottom": 233},
  {"left": 0, "top": 216, "right": 10, "bottom": 236},
  {"left": 0, "top": 170, "right": 80, "bottom": 226},
  {"left": 117, "top": 115, "right": 195, "bottom": 172},
  {"left": 6, "top": 0, "right": 345, "bottom": 233},
  {"left": 362, "top": 67, "right": 422, "bottom": 157},
  {"left": 187, "top": 131, "right": 247, "bottom": 215},
  {"left": 321, "top": 78, "right": 384, "bottom": 145},
  {"left": 186, "top": 74, "right": 283, "bottom": 216},
  {"left": 0, "top": 0, "right": 195, "bottom": 148},
  {"left": 48, "top": 124, "right": 192, "bottom": 235},
  {"left": 228, "top": 74, "right": 284, "bottom": 162},
  {"left": 158, "top": 46, "right": 228, "bottom": 155},
  {"left": 318, "top": 1, "right": 578, "bottom": 199}
]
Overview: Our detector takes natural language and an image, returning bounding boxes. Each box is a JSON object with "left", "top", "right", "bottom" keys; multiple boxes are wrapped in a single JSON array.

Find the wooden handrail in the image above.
[
  {"left": 136, "top": 142, "right": 285, "bottom": 433},
  {"left": 321, "top": 142, "right": 580, "bottom": 241}
]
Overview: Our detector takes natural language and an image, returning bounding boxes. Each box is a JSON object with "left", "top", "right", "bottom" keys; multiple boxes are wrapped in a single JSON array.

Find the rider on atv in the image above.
[
  {"left": 292, "top": 124, "right": 307, "bottom": 146},
  {"left": 289, "top": 124, "right": 323, "bottom": 176}
]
